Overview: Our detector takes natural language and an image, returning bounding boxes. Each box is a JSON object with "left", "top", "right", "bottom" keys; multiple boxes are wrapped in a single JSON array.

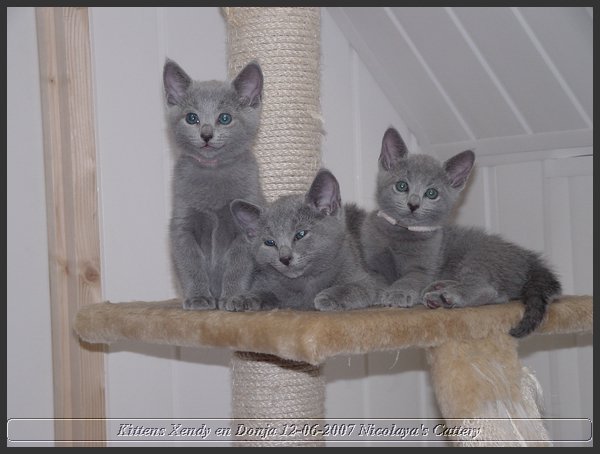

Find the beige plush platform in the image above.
[{"left": 74, "top": 295, "right": 592, "bottom": 365}]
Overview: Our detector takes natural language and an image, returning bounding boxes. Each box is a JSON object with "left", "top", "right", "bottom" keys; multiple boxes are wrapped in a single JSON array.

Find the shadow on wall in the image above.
[{"left": 518, "top": 332, "right": 592, "bottom": 359}]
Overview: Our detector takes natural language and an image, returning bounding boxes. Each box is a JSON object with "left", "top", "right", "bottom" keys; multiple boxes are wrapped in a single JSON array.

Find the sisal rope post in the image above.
[
  {"left": 231, "top": 353, "right": 325, "bottom": 446},
  {"left": 224, "top": 7, "right": 322, "bottom": 202},
  {"left": 223, "top": 7, "right": 325, "bottom": 446}
]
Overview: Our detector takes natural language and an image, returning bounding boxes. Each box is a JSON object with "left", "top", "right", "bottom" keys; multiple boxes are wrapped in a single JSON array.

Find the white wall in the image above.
[
  {"left": 7, "top": 6, "right": 592, "bottom": 447},
  {"left": 7, "top": 7, "right": 55, "bottom": 446}
]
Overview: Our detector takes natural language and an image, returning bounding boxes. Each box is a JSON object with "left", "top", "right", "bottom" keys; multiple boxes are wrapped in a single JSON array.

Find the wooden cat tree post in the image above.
[{"left": 73, "top": 6, "right": 593, "bottom": 447}]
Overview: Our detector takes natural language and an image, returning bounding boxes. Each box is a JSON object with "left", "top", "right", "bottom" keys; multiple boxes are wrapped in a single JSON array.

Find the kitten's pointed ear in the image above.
[
  {"left": 444, "top": 150, "right": 475, "bottom": 189},
  {"left": 233, "top": 61, "right": 263, "bottom": 108},
  {"left": 379, "top": 127, "right": 408, "bottom": 170},
  {"left": 306, "top": 169, "right": 342, "bottom": 216},
  {"left": 163, "top": 59, "right": 192, "bottom": 106},
  {"left": 230, "top": 199, "right": 262, "bottom": 240}
]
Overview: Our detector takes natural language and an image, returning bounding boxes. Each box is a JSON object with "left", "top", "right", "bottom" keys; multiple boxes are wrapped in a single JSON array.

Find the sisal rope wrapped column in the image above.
[
  {"left": 231, "top": 353, "right": 325, "bottom": 446},
  {"left": 223, "top": 7, "right": 322, "bottom": 202},
  {"left": 222, "top": 7, "right": 325, "bottom": 446}
]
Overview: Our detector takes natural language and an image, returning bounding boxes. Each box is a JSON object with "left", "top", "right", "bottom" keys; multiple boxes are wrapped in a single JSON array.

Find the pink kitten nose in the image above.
[{"left": 279, "top": 256, "right": 292, "bottom": 266}]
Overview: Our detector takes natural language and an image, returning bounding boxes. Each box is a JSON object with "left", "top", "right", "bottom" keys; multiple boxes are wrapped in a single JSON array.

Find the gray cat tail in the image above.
[{"left": 510, "top": 263, "right": 562, "bottom": 338}]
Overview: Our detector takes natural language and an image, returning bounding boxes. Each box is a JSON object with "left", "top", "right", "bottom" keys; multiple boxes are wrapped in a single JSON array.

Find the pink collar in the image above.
[{"left": 377, "top": 210, "right": 441, "bottom": 232}]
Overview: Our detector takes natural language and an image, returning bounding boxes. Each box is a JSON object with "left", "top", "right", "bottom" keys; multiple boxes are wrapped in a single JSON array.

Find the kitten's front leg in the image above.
[
  {"left": 221, "top": 291, "right": 280, "bottom": 312},
  {"left": 315, "top": 275, "right": 384, "bottom": 311},
  {"left": 422, "top": 279, "right": 501, "bottom": 309},
  {"left": 382, "top": 273, "right": 431, "bottom": 308},
  {"left": 219, "top": 238, "right": 254, "bottom": 301},
  {"left": 314, "top": 285, "right": 359, "bottom": 311},
  {"left": 170, "top": 216, "right": 216, "bottom": 310}
]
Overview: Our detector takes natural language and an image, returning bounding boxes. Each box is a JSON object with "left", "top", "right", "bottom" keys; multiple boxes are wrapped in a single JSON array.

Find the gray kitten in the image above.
[
  {"left": 223, "top": 169, "right": 383, "bottom": 312},
  {"left": 164, "top": 59, "right": 265, "bottom": 309},
  {"left": 358, "top": 127, "right": 561, "bottom": 337}
]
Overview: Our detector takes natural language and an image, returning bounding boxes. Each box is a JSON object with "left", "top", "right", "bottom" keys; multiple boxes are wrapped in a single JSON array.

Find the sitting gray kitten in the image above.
[
  {"left": 223, "top": 169, "right": 383, "bottom": 312},
  {"left": 164, "top": 59, "right": 265, "bottom": 309},
  {"left": 359, "top": 127, "right": 561, "bottom": 337}
]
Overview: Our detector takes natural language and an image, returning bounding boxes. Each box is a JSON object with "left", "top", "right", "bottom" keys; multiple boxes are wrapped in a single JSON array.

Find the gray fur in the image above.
[
  {"left": 359, "top": 127, "right": 561, "bottom": 337},
  {"left": 164, "top": 59, "right": 265, "bottom": 309},
  {"left": 223, "top": 169, "right": 384, "bottom": 311}
]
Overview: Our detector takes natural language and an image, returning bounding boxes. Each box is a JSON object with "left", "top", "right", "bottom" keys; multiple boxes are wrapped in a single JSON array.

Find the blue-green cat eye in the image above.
[
  {"left": 264, "top": 239, "right": 276, "bottom": 247},
  {"left": 395, "top": 181, "right": 408, "bottom": 192},
  {"left": 294, "top": 230, "right": 307, "bottom": 241},
  {"left": 218, "top": 113, "right": 232, "bottom": 125},
  {"left": 424, "top": 188, "right": 439, "bottom": 199},
  {"left": 185, "top": 112, "right": 199, "bottom": 125}
]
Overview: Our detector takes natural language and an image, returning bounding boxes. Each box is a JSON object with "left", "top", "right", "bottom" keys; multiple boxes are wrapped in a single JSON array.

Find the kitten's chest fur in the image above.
[
  {"left": 173, "top": 155, "right": 263, "bottom": 211},
  {"left": 173, "top": 154, "right": 263, "bottom": 255},
  {"left": 374, "top": 217, "right": 443, "bottom": 276}
]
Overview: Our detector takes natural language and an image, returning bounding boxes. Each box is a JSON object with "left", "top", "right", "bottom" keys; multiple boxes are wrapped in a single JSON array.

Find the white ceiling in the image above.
[{"left": 328, "top": 7, "right": 593, "bottom": 159}]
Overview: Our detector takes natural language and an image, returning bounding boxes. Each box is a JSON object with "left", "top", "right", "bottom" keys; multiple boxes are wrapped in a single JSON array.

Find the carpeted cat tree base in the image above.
[{"left": 75, "top": 295, "right": 592, "bottom": 446}]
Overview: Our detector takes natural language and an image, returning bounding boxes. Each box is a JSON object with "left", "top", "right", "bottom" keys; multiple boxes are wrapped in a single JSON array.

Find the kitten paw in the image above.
[
  {"left": 183, "top": 295, "right": 217, "bottom": 310},
  {"left": 422, "top": 280, "right": 460, "bottom": 309},
  {"left": 221, "top": 294, "right": 263, "bottom": 312},
  {"left": 314, "top": 290, "right": 345, "bottom": 311},
  {"left": 382, "top": 288, "right": 419, "bottom": 308}
]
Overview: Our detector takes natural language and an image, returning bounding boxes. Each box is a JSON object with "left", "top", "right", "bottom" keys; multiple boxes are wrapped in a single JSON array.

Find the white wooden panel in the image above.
[
  {"left": 450, "top": 166, "right": 487, "bottom": 227},
  {"left": 161, "top": 7, "right": 227, "bottom": 82},
  {"left": 494, "top": 160, "right": 545, "bottom": 252},
  {"left": 392, "top": 7, "right": 526, "bottom": 139},
  {"left": 326, "top": 7, "right": 430, "bottom": 147},
  {"left": 518, "top": 7, "right": 593, "bottom": 124},
  {"left": 453, "top": 7, "right": 586, "bottom": 134},
  {"left": 172, "top": 347, "right": 232, "bottom": 417},
  {"left": 543, "top": 176, "right": 574, "bottom": 292},
  {"left": 340, "top": 7, "right": 469, "bottom": 144},
  {"left": 366, "top": 350, "right": 444, "bottom": 447},
  {"left": 7, "top": 7, "right": 55, "bottom": 445},
  {"left": 324, "top": 356, "right": 368, "bottom": 418},
  {"left": 321, "top": 8, "right": 359, "bottom": 204},
  {"left": 366, "top": 350, "right": 425, "bottom": 418},
  {"left": 568, "top": 175, "right": 593, "bottom": 295},
  {"left": 426, "top": 129, "right": 593, "bottom": 162},
  {"left": 105, "top": 344, "right": 175, "bottom": 418},
  {"left": 91, "top": 7, "right": 174, "bottom": 302}
]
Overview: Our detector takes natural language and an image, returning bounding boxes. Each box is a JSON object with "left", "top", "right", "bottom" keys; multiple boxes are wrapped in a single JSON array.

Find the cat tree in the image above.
[{"left": 74, "top": 7, "right": 593, "bottom": 447}]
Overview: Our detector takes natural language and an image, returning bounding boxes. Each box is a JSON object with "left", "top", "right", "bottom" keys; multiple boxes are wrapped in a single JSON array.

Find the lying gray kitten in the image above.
[
  {"left": 164, "top": 59, "right": 265, "bottom": 309},
  {"left": 358, "top": 127, "right": 561, "bottom": 337},
  {"left": 223, "top": 169, "right": 383, "bottom": 311}
]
